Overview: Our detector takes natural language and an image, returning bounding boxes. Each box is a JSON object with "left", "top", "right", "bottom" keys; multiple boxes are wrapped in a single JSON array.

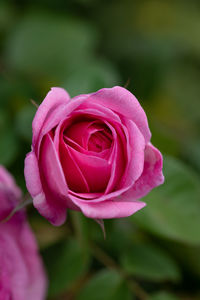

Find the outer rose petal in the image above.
[
  {"left": 24, "top": 152, "right": 43, "bottom": 198},
  {"left": 18, "top": 223, "right": 47, "bottom": 300},
  {"left": 71, "top": 198, "right": 146, "bottom": 219},
  {"left": 33, "top": 87, "right": 70, "bottom": 146},
  {"left": 0, "top": 166, "right": 21, "bottom": 200},
  {"left": 0, "top": 167, "right": 47, "bottom": 300},
  {"left": 120, "top": 143, "right": 164, "bottom": 201},
  {"left": 24, "top": 151, "right": 68, "bottom": 226},
  {"left": 119, "top": 119, "right": 145, "bottom": 188},
  {"left": 81, "top": 86, "right": 151, "bottom": 143},
  {"left": 33, "top": 90, "right": 100, "bottom": 155},
  {"left": 39, "top": 134, "right": 68, "bottom": 198},
  {"left": 0, "top": 222, "right": 47, "bottom": 300},
  {"left": 0, "top": 166, "right": 21, "bottom": 221}
]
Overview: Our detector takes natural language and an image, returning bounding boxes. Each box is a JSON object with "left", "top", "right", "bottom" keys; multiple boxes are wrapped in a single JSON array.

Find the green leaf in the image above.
[
  {"left": 77, "top": 269, "right": 132, "bottom": 300},
  {"left": 133, "top": 156, "right": 200, "bottom": 245},
  {"left": 135, "top": 1, "right": 200, "bottom": 57},
  {"left": 5, "top": 11, "right": 97, "bottom": 81},
  {"left": 161, "top": 65, "right": 200, "bottom": 125},
  {"left": 15, "top": 104, "right": 35, "bottom": 142},
  {"left": 0, "top": 1, "right": 15, "bottom": 33},
  {"left": 121, "top": 243, "right": 180, "bottom": 282},
  {"left": 0, "top": 108, "right": 19, "bottom": 166},
  {"left": 183, "top": 138, "right": 200, "bottom": 173},
  {"left": 62, "top": 60, "right": 121, "bottom": 97},
  {"left": 0, "top": 126, "right": 19, "bottom": 166},
  {"left": 166, "top": 241, "right": 200, "bottom": 279},
  {"left": 42, "top": 238, "right": 90, "bottom": 297},
  {"left": 148, "top": 291, "right": 179, "bottom": 300}
]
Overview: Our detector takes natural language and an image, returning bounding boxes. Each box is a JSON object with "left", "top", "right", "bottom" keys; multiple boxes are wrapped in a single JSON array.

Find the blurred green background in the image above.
[{"left": 0, "top": 0, "right": 200, "bottom": 299}]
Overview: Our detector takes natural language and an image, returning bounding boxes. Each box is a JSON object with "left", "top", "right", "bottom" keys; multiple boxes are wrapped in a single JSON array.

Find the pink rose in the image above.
[
  {"left": 0, "top": 166, "right": 47, "bottom": 300},
  {"left": 25, "top": 86, "right": 164, "bottom": 226}
]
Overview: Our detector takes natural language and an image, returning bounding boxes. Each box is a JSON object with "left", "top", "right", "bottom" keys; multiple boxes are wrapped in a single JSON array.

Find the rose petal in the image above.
[
  {"left": 59, "top": 139, "right": 90, "bottom": 193},
  {"left": 54, "top": 116, "right": 113, "bottom": 160},
  {"left": 32, "top": 192, "right": 67, "bottom": 226},
  {"left": 33, "top": 87, "right": 70, "bottom": 147},
  {"left": 36, "top": 96, "right": 110, "bottom": 154},
  {"left": 83, "top": 86, "right": 151, "bottom": 143},
  {"left": 0, "top": 167, "right": 21, "bottom": 221},
  {"left": 0, "top": 166, "right": 21, "bottom": 199},
  {"left": 64, "top": 137, "right": 111, "bottom": 160},
  {"left": 67, "top": 146, "right": 111, "bottom": 192},
  {"left": 53, "top": 101, "right": 121, "bottom": 148},
  {"left": 104, "top": 121, "right": 126, "bottom": 194},
  {"left": 24, "top": 152, "right": 43, "bottom": 197},
  {"left": 119, "top": 119, "right": 145, "bottom": 188},
  {"left": 0, "top": 229, "right": 46, "bottom": 300},
  {"left": 119, "top": 143, "right": 164, "bottom": 201},
  {"left": 72, "top": 198, "right": 146, "bottom": 219},
  {"left": 25, "top": 150, "right": 68, "bottom": 226},
  {"left": 39, "top": 134, "right": 68, "bottom": 199},
  {"left": 0, "top": 168, "right": 47, "bottom": 300},
  {"left": 64, "top": 121, "right": 91, "bottom": 148},
  {"left": 68, "top": 141, "right": 156, "bottom": 204},
  {"left": 65, "top": 121, "right": 104, "bottom": 149},
  {"left": 14, "top": 223, "right": 47, "bottom": 300},
  {"left": 69, "top": 191, "right": 103, "bottom": 200},
  {"left": 76, "top": 102, "right": 121, "bottom": 124},
  {"left": 0, "top": 232, "right": 30, "bottom": 299}
]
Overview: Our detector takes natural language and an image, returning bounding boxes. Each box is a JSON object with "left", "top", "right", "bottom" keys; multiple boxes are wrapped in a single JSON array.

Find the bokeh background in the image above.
[{"left": 1, "top": 0, "right": 200, "bottom": 299}]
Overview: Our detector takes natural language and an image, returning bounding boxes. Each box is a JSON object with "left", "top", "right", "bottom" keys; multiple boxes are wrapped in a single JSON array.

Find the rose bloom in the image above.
[
  {"left": 0, "top": 166, "right": 47, "bottom": 300},
  {"left": 25, "top": 86, "right": 164, "bottom": 226}
]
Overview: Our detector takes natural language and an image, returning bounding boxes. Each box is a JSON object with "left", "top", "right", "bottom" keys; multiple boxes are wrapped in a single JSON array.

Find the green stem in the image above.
[
  {"left": 0, "top": 197, "right": 33, "bottom": 224},
  {"left": 70, "top": 211, "right": 83, "bottom": 244},
  {"left": 70, "top": 213, "right": 148, "bottom": 299},
  {"left": 90, "top": 242, "right": 148, "bottom": 300}
]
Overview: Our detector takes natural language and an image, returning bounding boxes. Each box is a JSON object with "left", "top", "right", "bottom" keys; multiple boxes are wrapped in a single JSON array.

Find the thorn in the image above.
[
  {"left": 30, "top": 99, "right": 39, "bottom": 108},
  {"left": 124, "top": 78, "right": 130, "bottom": 89},
  {"left": 95, "top": 219, "right": 106, "bottom": 240}
]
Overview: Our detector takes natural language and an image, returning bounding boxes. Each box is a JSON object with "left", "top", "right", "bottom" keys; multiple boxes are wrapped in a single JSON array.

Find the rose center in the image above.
[
  {"left": 64, "top": 120, "right": 112, "bottom": 153},
  {"left": 88, "top": 129, "right": 112, "bottom": 152},
  {"left": 60, "top": 120, "right": 113, "bottom": 193}
]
